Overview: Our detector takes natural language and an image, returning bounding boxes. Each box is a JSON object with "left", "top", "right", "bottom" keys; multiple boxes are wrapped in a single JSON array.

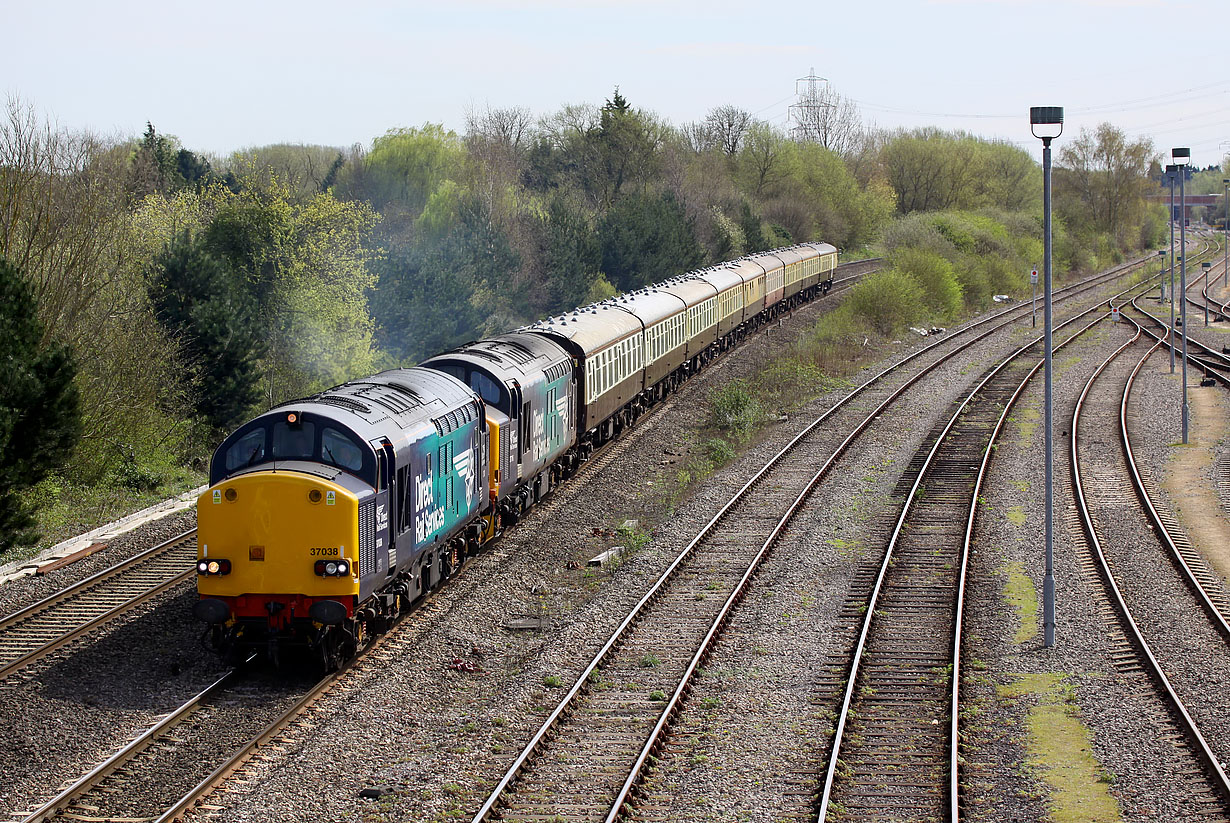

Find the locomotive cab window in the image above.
[
  {"left": 225, "top": 428, "right": 266, "bottom": 472},
  {"left": 470, "top": 370, "right": 506, "bottom": 407},
  {"left": 272, "top": 420, "right": 316, "bottom": 460},
  {"left": 322, "top": 427, "right": 363, "bottom": 471}
]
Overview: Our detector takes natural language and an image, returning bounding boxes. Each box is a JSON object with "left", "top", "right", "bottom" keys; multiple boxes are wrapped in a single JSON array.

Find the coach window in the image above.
[
  {"left": 322, "top": 427, "right": 364, "bottom": 472},
  {"left": 225, "top": 428, "right": 266, "bottom": 471},
  {"left": 272, "top": 420, "right": 316, "bottom": 460}
]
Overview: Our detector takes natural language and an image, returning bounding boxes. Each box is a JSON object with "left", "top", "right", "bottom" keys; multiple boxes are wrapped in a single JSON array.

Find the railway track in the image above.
[
  {"left": 0, "top": 260, "right": 880, "bottom": 690},
  {"left": 0, "top": 257, "right": 1151, "bottom": 821},
  {"left": 17, "top": 658, "right": 330, "bottom": 823},
  {"left": 1118, "top": 301, "right": 1230, "bottom": 627},
  {"left": 1070, "top": 312, "right": 1230, "bottom": 813},
  {"left": 815, "top": 280, "right": 1134, "bottom": 820},
  {"left": 0, "top": 531, "right": 197, "bottom": 681},
  {"left": 465, "top": 260, "right": 1151, "bottom": 822}
]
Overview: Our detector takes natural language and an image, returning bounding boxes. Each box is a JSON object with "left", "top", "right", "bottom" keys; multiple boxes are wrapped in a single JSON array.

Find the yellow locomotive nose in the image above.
[{"left": 196, "top": 471, "right": 360, "bottom": 602}]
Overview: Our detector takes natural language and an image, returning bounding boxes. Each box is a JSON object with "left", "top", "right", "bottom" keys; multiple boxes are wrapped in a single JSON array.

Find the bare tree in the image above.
[
  {"left": 703, "top": 105, "right": 752, "bottom": 156},
  {"left": 789, "top": 73, "right": 864, "bottom": 156},
  {"left": 466, "top": 104, "right": 533, "bottom": 152},
  {"left": 677, "top": 120, "right": 712, "bottom": 155},
  {"left": 0, "top": 97, "right": 128, "bottom": 347}
]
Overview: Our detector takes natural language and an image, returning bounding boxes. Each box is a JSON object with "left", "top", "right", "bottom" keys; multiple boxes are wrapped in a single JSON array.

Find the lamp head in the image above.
[
  {"left": 1172, "top": 147, "right": 1191, "bottom": 167},
  {"left": 1029, "top": 106, "right": 1064, "bottom": 141}
]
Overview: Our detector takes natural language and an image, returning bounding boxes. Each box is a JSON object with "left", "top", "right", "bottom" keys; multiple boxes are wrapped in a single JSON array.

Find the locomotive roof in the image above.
[
  {"left": 268, "top": 366, "right": 479, "bottom": 444},
  {"left": 422, "top": 332, "right": 570, "bottom": 377}
]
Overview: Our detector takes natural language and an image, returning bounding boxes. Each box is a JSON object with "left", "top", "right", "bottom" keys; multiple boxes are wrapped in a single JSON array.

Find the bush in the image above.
[
  {"left": 703, "top": 438, "right": 736, "bottom": 465},
  {"left": 708, "top": 380, "right": 762, "bottom": 441},
  {"left": 891, "top": 248, "right": 962, "bottom": 319},
  {"left": 844, "top": 270, "right": 926, "bottom": 335}
]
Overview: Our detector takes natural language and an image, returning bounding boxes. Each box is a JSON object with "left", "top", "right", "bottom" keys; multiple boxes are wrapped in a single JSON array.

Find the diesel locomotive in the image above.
[{"left": 195, "top": 242, "right": 837, "bottom": 668}]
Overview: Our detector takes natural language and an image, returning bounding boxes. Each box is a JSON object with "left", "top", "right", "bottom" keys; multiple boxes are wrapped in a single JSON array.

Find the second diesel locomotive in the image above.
[{"left": 194, "top": 242, "right": 837, "bottom": 668}]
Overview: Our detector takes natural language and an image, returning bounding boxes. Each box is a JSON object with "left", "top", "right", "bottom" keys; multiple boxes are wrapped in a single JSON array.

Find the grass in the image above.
[
  {"left": 6, "top": 464, "right": 206, "bottom": 566},
  {"left": 1005, "top": 505, "right": 1027, "bottom": 527},
  {"left": 1015, "top": 406, "right": 1041, "bottom": 446}
]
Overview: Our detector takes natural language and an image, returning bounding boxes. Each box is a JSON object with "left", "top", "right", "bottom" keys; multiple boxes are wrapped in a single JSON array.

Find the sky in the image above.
[{"left": 5, "top": 0, "right": 1228, "bottom": 167}]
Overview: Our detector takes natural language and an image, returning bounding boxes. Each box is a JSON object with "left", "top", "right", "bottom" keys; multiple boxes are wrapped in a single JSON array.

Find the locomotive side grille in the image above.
[
  {"left": 500, "top": 424, "right": 511, "bottom": 485},
  {"left": 359, "top": 499, "right": 376, "bottom": 576}
]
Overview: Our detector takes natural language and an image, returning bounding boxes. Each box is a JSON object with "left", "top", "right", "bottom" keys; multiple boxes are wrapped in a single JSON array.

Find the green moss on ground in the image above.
[
  {"left": 1002, "top": 561, "right": 1038, "bottom": 644},
  {"left": 998, "top": 674, "right": 1121, "bottom": 822}
]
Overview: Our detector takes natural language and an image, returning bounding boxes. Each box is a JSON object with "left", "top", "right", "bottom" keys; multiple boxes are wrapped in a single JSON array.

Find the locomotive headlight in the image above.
[
  {"left": 197, "top": 560, "right": 210, "bottom": 574},
  {"left": 308, "top": 489, "right": 322, "bottom": 503},
  {"left": 325, "top": 561, "right": 339, "bottom": 576},
  {"left": 206, "top": 560, "right": 221, "bottom": 574},
  {"left": 224, "top": 488, "right": 237, "bottom": 502},
  {"left": 337, "top": 560, "right": 349, "bottom": 576}
]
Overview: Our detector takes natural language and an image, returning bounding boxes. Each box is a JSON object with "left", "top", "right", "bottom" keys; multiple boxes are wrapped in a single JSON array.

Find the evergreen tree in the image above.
[
  {"left": 739, "top": 201, "right": 769, "bottom": 253},
  {"left": 0, "top": 258, "right": 81, "bottom": 554},
  {"left": 541, "top": 196, "right": 602, "bottom": 313},
  {"left": 148, "top": 234, "right": 265, "bottom": 431},
  {"left": 373, "top": 195, "right": 519, "bottom": 363},
  {"left": 598, "top": 191, "right": 704, "bottom": 292}
]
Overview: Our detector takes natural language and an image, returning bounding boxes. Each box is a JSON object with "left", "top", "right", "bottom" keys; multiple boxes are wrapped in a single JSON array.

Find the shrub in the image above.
[
  {"left": 891, "top": 248, "right": 962, "bottom": 319},
  {"left": 708, "top": 380, "right": 762, "bottom": 441},
  {"left": 844, "top": 269, "right": 926, "bottom": 335}
]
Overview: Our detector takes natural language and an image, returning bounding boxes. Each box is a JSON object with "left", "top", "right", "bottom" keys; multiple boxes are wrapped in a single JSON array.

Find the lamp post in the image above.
[
  {"left": 1031, "top": 105, "right": 1062, "bottom": 650},
  {"left": 1174, "top": 147, "right": 1191, "bottom": 445},
  {"left": 1166, "top": 165, "right": 1178, "bottom": 373}
]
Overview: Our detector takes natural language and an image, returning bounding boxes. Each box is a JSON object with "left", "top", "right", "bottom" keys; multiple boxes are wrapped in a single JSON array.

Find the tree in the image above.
[
  {"left": 373, "top": 195, "right": 519, "bottom": 363},
  {"left": 738, "top": 122, "right": 787, "bottom": 196},
  {"left": 203, "top": 176, "right": 380, "bottom": 402},
  {"left": 739, "top": 201, "right": 769, "bottom": 253},
  {"left": 703, "top": 105, "right": 753, "bottom": 156},
  {"left": 226, "top": 143, "right": 347, "bottom": 201},
  {"left": 790, "top": 79, "right": 864, "bottom": 157},
  {"left": 148, "top": 233, "right": 265, "bottom": 431},
  {"left": 1056, "top": 123, "right": 1157, "bottom": 244},
  {"left": 598, "top": 191, "right": 704, "bottom": 291},
  {"left": 587, "top": 89, "right": 664, "bottom": 205},
  {"left": 0, "top": 258, "right": 80, "bottom": 553},
  {"left": 1, "top": 98, "right": 189, "bottom": 480},
  {"left": 879, "top": 129, "right": 978, "bottom": 214},
  {"left": 346, "top": 124, "right": 465, "bottom": 216},
  {"left": 538, "top": 195, "right": 603, "bottom": 314}
]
